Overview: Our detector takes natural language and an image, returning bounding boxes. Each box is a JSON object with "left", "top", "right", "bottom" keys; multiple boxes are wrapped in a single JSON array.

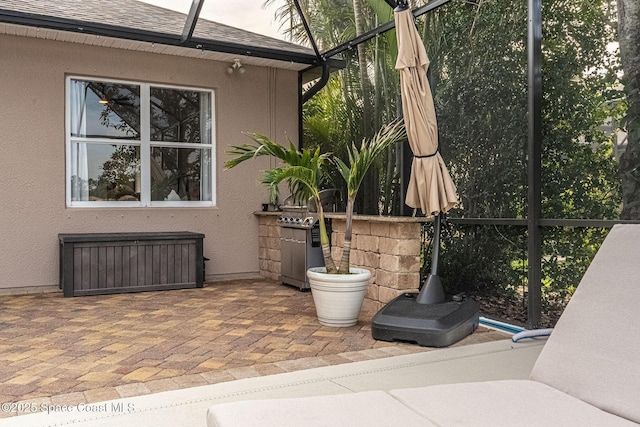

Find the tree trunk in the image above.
[
  {"left": 317, "top": 203, "right": 338, "bottom": 274},
  {"left": 338, "top": 197, "right": 355, "bottom": 273},
  {"left": 618, "top": 0, "right": 640, "bottom": 219},
  {"left": 353, "top": 0, "right": 371, "bottom": 137},
  {"left": 353, "top": 0, "right": 378, "bottom": 215}
]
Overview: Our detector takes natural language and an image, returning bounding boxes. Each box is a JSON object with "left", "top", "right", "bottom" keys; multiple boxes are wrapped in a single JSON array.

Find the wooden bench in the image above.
[{"left": 59, "top": 232, "right": 204, "bottom": 297}]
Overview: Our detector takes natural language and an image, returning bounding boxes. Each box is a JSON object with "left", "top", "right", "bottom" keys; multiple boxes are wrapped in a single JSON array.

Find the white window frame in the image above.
[{"left": 65, "top": 76, "right": 216, "bottom": 208}]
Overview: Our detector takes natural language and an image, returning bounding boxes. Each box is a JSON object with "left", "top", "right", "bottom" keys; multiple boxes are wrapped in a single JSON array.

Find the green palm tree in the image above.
[
  {"left": 226, "top": 135, "right": 338, "bottom": 273},
  {"left": 333, "top": 119, "right": 406, "bottom": 272},
  {"left": 269, "top": 0, "right": 405, "bottom": 216},
  {"left": 225, "top": 119, "right": 406, "bottom": 275}
]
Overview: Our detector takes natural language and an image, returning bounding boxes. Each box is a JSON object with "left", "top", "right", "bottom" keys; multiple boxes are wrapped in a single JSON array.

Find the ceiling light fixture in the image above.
[{"left": 227, "top": 59, "right": 246, "bottom": 75}]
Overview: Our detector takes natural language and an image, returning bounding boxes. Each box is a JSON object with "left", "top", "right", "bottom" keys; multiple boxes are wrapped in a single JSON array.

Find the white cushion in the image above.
[
  {"left": 206, "top": 225, "right": 640, "bottom": 427},
  {"left": 390, "top": 380, "right": 637, "bottom": 427},
  {"left": 530, "top": 224, "right": 640, "bottom": 423},
  {"left": 206, "top": 390, "right": 435, "bottom": 427}
]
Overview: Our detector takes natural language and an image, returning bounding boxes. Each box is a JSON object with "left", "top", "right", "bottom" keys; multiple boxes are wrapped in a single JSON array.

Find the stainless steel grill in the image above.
[{"left": 277, "top": 206, "right": 324, "bottom": 291}]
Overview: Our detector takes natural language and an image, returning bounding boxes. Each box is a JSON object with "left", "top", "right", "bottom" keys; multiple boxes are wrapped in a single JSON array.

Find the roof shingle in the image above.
[{"left": 0, "top": 0, "right": 315, "bottom": 58}]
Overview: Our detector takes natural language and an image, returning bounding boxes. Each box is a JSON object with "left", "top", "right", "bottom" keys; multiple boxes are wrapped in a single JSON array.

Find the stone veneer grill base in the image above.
[{"left": 256, "top": 212, "right": 427, "bottom": 315}]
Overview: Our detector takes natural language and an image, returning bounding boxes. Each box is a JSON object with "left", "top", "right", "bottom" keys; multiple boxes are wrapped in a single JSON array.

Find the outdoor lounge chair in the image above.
[{"left": 206, "top": 224, "right": 640, "bottom": 426}]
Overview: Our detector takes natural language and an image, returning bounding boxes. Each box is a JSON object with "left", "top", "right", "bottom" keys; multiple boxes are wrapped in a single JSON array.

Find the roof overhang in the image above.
[{"left": 0, "top": 8, "right": 345, "bottom": 72}]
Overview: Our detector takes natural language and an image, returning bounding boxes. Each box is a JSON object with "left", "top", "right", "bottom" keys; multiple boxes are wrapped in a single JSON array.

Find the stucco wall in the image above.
[{"left": 0, "top": 34, "right": 299, "bottom": 292}]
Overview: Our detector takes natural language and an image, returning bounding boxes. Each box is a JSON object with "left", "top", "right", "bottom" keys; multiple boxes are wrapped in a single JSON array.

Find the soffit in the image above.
[{"left": 0, "top": 22, "right": 311, "bottom": 71}]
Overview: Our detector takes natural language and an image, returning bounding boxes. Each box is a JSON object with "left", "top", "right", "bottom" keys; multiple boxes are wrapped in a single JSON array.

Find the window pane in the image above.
[
  {"left": 150, "top": 88, "right": 211, "bottom": 143},
  {"left": 70, "top": 143, "right": 140, "bottom": 201},
  {"left": 150, "top": 147, "right": 211, "bottom": 201},
  {"left": 70, "top": 80, "right": 140, "bottom": 139}
]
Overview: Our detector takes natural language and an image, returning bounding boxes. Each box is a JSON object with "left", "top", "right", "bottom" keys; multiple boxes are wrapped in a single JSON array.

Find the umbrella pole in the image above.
[
  {"left": 416, "top": 212, "right": 446, "bottom": 304},
  {"left": 430, "top": 212, "right": 441, "bottom": 276}
]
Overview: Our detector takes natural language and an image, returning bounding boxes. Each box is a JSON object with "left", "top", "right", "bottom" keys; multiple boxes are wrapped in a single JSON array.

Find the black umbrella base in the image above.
[{"left": 371, "top": 293, "right": 479, "bottom": 348}]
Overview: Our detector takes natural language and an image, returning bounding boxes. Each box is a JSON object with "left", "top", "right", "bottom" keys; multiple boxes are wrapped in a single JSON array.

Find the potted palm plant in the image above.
[{"left": 226, "top": 120, "right": 406, "bottom": 326}]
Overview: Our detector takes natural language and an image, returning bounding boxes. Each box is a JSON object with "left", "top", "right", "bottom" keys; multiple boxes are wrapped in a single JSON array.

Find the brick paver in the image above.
[{"left": 0, "top": 278, "right": 505, "bottom": 417}]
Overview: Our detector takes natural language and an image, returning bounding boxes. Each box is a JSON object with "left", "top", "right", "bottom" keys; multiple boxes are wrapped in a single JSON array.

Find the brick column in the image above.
[{"left": 257, "top": 214, "right": 280, "bottom": 280}]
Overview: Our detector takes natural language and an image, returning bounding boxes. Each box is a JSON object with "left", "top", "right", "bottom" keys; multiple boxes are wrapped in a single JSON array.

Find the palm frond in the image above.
[
  {"left": 226, "top": 132, "right": 333, "bottom": 205},
  {"left": 261, "top": 165, "right": 322, "bottom": 204},
  {"left": 334, "top": 119, "right": 406, "bottom": 198},
  {"left": 225, "top": 134, "right": 289, "bottom": 169}
]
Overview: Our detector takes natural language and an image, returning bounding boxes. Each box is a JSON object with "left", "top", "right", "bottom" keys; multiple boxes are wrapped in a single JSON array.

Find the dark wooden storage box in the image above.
[{"left": 59, "top": 232, "right": 205, "bottom": 297}]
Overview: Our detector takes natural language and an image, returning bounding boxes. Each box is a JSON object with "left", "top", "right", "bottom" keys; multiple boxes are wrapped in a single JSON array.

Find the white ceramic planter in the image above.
[{"left": 307, "top": 267, "right": 371, "bottom": 327}]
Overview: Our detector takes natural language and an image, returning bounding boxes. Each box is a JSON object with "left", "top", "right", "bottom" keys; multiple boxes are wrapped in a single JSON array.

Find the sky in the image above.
[{"left": 138, "top": 0, "right": 287, "bottom": 40}]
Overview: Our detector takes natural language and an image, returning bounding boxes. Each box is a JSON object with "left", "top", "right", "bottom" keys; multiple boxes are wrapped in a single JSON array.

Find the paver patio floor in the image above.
[{"left": 0, "top": 278, "right": 505, "bottom": 417}]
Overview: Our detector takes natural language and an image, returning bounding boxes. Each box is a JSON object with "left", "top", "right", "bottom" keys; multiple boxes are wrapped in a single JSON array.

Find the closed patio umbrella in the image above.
[
  {"left": 371, "top": 3, "right": 479, "bottom": 347},
  {"left": 396, "top": 7, "right": 457, "bottom": 216},
  {"left": 395, "top": 5, "right": 457, "bottom": 303}
]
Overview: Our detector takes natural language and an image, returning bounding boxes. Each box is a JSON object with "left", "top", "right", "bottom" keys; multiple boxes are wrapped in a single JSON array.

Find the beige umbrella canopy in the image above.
[{"left": 395, "top": 8, "right": 457, "bottom": 216}]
